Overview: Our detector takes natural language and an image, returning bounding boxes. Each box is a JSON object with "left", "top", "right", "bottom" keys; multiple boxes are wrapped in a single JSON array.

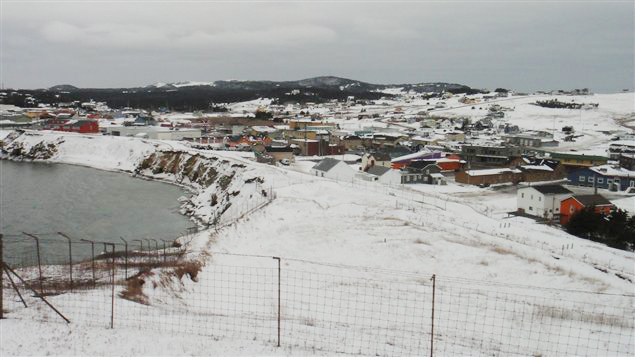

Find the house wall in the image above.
[
  {"left": 517, "top": 188, "right": 570, "bottom": 219},
  {"left": 377, "top": 170, "right": 402, "bottom": 185},
  {"left": 400, "top": 172, "right": 428, "bottom": 184},
  {"left": 517, "top": 188, "right": 544, "bottom": 216},
  {"left": 437, "top": 160, "right": 461, "bottom": 171},
  {"left": 567, "top": 168, "right": 635, "bottom": 191},
  {"left": 455, "top": 171, "right": 519, "bottom": 185},
  {"left": 560, "top": 200, "right": 614, "bottom": 225},
  {"left": 361, "top": 154, "right": 391, "bottom": 170},
  {"left": 312, "top": 162, "right": 355, "bottom": 181},
  {"left": 620, "top": 155, "right": 635, "bottom": 171},
  {"left": 523, "top": 166, "right": 566, "bottom": 182}
]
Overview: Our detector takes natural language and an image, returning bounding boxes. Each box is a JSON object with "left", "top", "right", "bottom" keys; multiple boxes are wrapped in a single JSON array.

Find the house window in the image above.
[
  {"left": 579, "top": 176, "right": 586, "bottom": 182},
  {"left": 529, "top": 206, "right": 533, "bottom": 211},
  {"left": 521, "top": 193, "right": 524, "bottom": 198},
  {"left": 570, "top": 206, "right": 575, "bottom": 213},
  {"left": 588, "top": 177, "right": 595, "bottom": 183},
  {"left": 630, "top": 180, "right": 634, "bottom": 187},
  {"left": 539, "top": 197, "right": 541, "bottom": 202},
  {"left": 531, "top": 194, "right": 534, "bottom": 200},
  {"left": 597, "top": 178, "right": 603, "bottom": 184},
  {"left": 607, "top": 179, "right": 613, "bottom": 184}
]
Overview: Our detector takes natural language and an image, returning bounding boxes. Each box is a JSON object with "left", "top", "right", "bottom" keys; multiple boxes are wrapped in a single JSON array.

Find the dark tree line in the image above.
[
  {"left": 565, "top": 207, "right": 635, "bottom": 251},
  {"left": 1, "top": 87, "right": 391, "bottom": 111}
]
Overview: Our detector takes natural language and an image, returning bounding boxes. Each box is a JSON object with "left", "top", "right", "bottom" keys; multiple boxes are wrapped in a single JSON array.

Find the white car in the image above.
[{"left": 279, "top": 159, "right": 290, "bottom": 166}]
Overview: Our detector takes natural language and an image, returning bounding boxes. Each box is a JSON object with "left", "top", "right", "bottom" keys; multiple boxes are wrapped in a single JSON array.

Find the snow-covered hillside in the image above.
[{"left": 1, "top": 129, "right": 634, "bottom": 356}]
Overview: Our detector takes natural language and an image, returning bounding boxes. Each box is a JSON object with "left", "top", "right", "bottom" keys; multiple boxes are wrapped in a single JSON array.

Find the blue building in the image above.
[{"left": 567, "top": 165, "right": 635, "bottom": 191}]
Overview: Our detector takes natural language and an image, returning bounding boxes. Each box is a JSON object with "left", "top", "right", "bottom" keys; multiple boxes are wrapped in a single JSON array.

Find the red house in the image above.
[
  {"left": 560, "top": 194, "right": 615, "bottom": 225},
  {"left": 44, "top": 118, "right": 99, "bottom": 134}
]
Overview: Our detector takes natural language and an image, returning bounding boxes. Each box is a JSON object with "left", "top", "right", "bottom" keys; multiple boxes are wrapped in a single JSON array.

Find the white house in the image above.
[
  {"left": 517, "top": 184, "right": 572, "bottom": 219},
  {"left": 366, "top": 166, "right": 403, "bottom": 185},
  {"left": 310, "top": 158, "right": 356, "bottom": 181}
]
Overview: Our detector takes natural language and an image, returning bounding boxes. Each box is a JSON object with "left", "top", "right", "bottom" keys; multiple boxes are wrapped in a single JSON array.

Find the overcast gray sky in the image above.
[{"left": 1, "top": 0, "right": 633, "bottom": 92}]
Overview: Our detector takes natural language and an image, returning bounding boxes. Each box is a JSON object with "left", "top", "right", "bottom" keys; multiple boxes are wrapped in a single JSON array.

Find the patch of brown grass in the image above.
[
  {"left": 173, "top": 261, "right": 203, "bottom": 282},
  {"left": 119, "top": 274, "right": 150, "bottom": 305}
]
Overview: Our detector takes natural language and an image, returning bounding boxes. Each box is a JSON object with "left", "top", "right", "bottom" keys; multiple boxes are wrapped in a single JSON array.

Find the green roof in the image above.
[{"left": 546, "top": 152, "right": 608, "bottom": 161}]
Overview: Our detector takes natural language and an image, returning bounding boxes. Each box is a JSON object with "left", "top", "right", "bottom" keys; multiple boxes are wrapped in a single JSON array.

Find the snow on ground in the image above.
[
  {"left": 227, "top": 98, "right": 274, "bottom": 112},
  {"left": 1, "top": 130, "right": 634, "bottom": 356},
  {"left": 0, "top": 319, "right": 288, "bottom": 357},
  {"left": 612, "top": 196, "right": 635, "bottom": 214}
]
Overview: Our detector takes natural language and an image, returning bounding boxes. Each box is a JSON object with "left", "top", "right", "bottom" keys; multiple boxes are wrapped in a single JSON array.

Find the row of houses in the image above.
[
  {"left": 516, "top": 184, "right": 615, "bottom": 224},
  {"left": 309, "top": 157, "right": 447, "bottom": 186}
]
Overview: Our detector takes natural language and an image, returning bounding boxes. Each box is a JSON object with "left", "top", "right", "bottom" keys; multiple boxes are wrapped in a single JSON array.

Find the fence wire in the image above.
[{"left": 2, "top": 243, "right": 634, "bottom": 356}]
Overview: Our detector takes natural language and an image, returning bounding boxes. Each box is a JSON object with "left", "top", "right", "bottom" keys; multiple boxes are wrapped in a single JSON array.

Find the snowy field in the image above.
[{"left": 1, "top": 119, "right": 634, "bottom": 356}]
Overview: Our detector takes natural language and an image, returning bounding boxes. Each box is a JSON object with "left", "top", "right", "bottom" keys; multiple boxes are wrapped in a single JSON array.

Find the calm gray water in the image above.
[{"left": 1, "top": 160, "right": 193, "bottom": 264}]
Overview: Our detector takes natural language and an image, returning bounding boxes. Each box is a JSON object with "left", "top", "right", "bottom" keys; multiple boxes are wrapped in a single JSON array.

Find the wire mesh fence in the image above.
[{"left": 2, "top": 245, "right": 634, "bottom": 356}]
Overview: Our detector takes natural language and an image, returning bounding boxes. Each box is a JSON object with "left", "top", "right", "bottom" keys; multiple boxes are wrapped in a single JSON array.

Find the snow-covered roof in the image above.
[
  {"left": 464, "top": 168, "right": 521, "bottom": 176},
  {"left": 520, "top": 165, "right": 553, "bottom": 172},
  {"left": 391, "top": 150, "right": 434, "bottom": 163},
  {"left": 590, "top": 165, "right": 635, "bottom": 177},
  {"left": 312, "top": 158, "right": 342, "bottom": 172},
  {"left": 251, "top": 126, "right": 277, "bottom": 133}
]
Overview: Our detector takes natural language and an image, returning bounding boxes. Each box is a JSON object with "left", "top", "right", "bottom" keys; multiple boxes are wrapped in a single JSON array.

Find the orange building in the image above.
[
  {"left": 435, "top": 154, "right": 464, "bottom": 171},
  {"left": 560, "top": 194, "right": 614, "bottom": 225}
]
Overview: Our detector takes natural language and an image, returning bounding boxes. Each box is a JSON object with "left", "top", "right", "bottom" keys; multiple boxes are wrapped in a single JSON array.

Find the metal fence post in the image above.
[
  {"left": 106, "top": 243, "right": 115, "bottom": 329},
  {"left": 143, "top": 239, "right": 152, "bottom": 264},
  {"left": 133, "top": 239, "right": 143, "bottom": 272},
  {"left": 160, "top": 240, "right": 167, "bottom": 263},
  {"left": 57, "top": 233, "right": 73, "bottom": 291},
  {"left": 3, "top": 263, "right": 27, "bottom": 308},
  {"left": 81, "top": 239, "right": 96, "bottom": 287},
  {"left": 23, "top": 233, "right": 44, "bottom": 295},
  {"left": 150, "top": 239, "right": 159, "bottom": 262},
  {"left": 272, "top": 256, "right": 281, "bottom": 347},
  {"left": 430, "top": 274, "right": 436, "bottom": 357},
  {"left": 119, "top": 237, "right": 128, "bottom": 280}
]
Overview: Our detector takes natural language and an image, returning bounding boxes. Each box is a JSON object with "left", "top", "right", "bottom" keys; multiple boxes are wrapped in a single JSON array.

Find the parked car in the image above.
[{"left": 279, "top": 159, "right": 290, "bottom": 166}]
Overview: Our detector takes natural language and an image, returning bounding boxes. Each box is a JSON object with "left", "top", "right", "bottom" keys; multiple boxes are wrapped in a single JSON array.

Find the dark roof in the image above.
[
  {"left": 531, "top": 184, "right": 572, "bottom": 195},
  {"left": 367, "top": 166, "right": 391, "bottom": 176},
  {"left": 548, "top": 152, "right": 608, "bottom": 162},
  {"left": 368, "top": 152, "right": 391, "bottom": 161},
  {"left": 408, "top": 160, "right": 436, "bottom": 169},
  {"left": 266, "top": 146, "right": 293, "bottom": 153},
  {"left": 571, "top": 194, "right": 613, "bottom": 207},
  {"left": 312, "top": 158, "right": 341, "bottom": 172},
  {"left": 66, "top": 120, "right": 96, "bottom": 127}
]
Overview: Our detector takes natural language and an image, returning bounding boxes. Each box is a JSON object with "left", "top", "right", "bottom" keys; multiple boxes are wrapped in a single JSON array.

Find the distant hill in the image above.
[
  {"left": 141, "top": 76, "right": 476, "bottom": 94},
  {"left": 48, "top": 84, "right": 79, "bottom": 91},
  {"left": 6, "top": 77, "right": 484, "bottom": 110}
]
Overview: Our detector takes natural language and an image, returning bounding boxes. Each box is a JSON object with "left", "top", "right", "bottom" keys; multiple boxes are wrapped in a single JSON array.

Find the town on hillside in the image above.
[{"left": 2, "top": 87, "right": 634, "bottom": 248}]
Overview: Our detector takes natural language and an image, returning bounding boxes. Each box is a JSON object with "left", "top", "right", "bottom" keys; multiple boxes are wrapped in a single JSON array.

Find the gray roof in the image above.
[
  {"left": 367, "top": 165, "right": 391, "bottom": 176},
  {"left": 368, "top": 152, "right": 391, "bottom": 161},
  {"left": 531, "top": 184, "right": 572, "bottom": 195},
  {"left": 571, "top": 194, "right": 613, "bottom": 207},
  {"left": 312, "top": 158, "right": 341, "bottom": 172}
]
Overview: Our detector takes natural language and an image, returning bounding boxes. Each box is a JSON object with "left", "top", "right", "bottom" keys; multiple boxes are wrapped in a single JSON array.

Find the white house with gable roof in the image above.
[
  {"left": 517, "top": 184, "right": 573, "bottom": 219},
  {"left": 310, "top": 158, "right": 355, "bottom": 181}
]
